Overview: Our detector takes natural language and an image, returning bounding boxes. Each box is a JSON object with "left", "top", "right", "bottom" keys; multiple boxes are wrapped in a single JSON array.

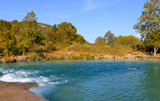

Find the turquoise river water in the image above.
[{"left": 0, "top": 60, "right": 160, "bottom": 101}]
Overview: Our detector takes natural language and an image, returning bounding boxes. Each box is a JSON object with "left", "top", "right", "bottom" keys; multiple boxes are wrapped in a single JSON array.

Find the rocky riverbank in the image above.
[
  {"left": 0, "top": 52, "right": 160, "bottom": 64},
  {"left": 0, "top": 81, "right": 46, "bottom": 101},
  {"left": 0, "top": 56, "right": 29, "bottom": 63}
]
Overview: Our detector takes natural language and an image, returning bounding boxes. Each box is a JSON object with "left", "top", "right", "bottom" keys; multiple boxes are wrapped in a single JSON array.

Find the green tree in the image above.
[
  {"left": 18, "top": 11, "right": 44, "bottom": 54},
  {"left": 144, "top": 31, "right": 160, "bottom": 56},
  {"left": 0, "top": 20, "right": 11, "bottom": 31},
  {"left": 0, "top": 20, "right": 18, "bottom": 56},
  {"left": 55, "top": 22, "right": 77, "bottom": 44},
  {"left": 116, "top": 35, "right": 142, "bottom": 47},
  {"left": 104, "top": 31, "right": 117, "bottom": 45},
  {"left": 134, "top": 0, "right": 160, "bottom": 56},
  {"left": 22, "top": 11, "right": 38, "bottom": 31},
  {"left": 49, "top": 22, "right": 86, "bottom": 44},
  {"left": 74, "top": 34, "right": 86, "bottom": 44},
  {"left": 95, "top": 36, "right": 106, "bottom": 46},
  {"left": 23, "top": 11, "right": 37, "bottom": 22}
]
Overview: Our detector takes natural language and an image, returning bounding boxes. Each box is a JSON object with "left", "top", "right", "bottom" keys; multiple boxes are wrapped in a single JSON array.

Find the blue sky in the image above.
[{"left": 0, "top": 0, "right": 147, "bottom": 43}]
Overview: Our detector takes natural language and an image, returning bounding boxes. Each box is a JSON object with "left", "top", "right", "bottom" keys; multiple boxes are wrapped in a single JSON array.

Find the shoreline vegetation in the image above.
[
  {"left": 0, "top": 81, "right": 46, "bottom": 101},
  {"left": 0, "top": 1, "right": 160, "bottom": 64},
  {"left": 0, "top": 50, "right": 160, "bottom": 64}
]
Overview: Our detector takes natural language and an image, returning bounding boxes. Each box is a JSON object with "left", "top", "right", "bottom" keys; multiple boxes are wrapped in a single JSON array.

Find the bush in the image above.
[
  {"left": 29, "top": 55, "right": 41, "bottom": 61},
  {"left": 115, "top": 35, "right": 141, "bottom": 46}
]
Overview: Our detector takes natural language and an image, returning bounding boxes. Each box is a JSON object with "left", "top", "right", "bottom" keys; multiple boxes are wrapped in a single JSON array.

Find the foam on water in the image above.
[
  {"left": 0, "top": 64, "right": 70, "bottom": 101},
  {"left": 0, "top": 67, "right": 64, "bottom": 87}
]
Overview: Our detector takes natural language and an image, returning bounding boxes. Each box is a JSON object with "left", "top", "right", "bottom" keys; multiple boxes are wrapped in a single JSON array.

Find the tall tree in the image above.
[
  {"left": 104, "top": 31, "right": 117, "bottom": 45},
  {"left": 144, "top": 31, "right": 160, "bottom": 56},
  {"left": 18, "top": 11, "right": 43, "bottom": 54},
  {"left": 134, "top": 0, "right": 160, "bottom": 56},
  {"left": 23, "top": 11, "right": 37, "bottom": 22},
  {"left": 22, "top": 10, "right": 38, "bottom": 31}
]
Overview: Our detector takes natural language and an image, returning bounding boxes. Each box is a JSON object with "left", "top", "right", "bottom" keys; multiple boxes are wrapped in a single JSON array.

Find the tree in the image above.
[
  {"left": 134, "top": 0, "right": 160, "bottom": 56},
  {"left": 49, "top": 24, "right": 58, "bottom": 42},
  {"left": 0, "top": 20, "right": 18, "bottom": 56},
  {"left": 144, "top": 31, "right": 160, "bottom": 56},
  {"left": 0, "top": 20, "right": 11, "bottom": 31},
  {"left": 116, "top": 35, "right": 142, "bottom": 47},
  {"left": 51, "top": 24, "right": 58, "bottom": 34},
  {"left": 74, "top": 34, "right": 86, "bottom": 44},
  {"left": 11, "top": 20, "right": 19, "bottom": 33},
  {"left": 23, "top": 11, "right": 37, "bottom": 22},
  {"left": 53, "top": 22, "right": 86, "bottom": 44},
  {"left": 18, "top": 11, "right": 44, "bottom": 54},
  {"left": 11, "top": 20, "right": 20, "bottom": 39},
  {"left": 56, "top": 22, "right": 77, "bottom": 43},
  {"left": 104, "top": 31, "right": 117, "bottom": 45},
  {"left": 95, "top": 36, "right": 106, "bottom": 46},
  {"left": 22, "top": 11, "right": 38, "bottom": 31}
]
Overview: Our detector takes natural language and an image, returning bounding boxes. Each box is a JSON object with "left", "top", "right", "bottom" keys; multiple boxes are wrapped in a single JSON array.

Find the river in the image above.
[{"left": 0, "top": 60, "right": 160, "bottom": 101}]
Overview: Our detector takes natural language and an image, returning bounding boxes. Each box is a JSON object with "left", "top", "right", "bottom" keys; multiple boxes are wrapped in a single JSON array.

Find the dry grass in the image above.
[
  {"left": 0, "top": 43, "right": 139, "bottom": 62},
  {"left": 41, "top": 43, "right": 136, "bottom": 60},
  {"left": 64, "top": 43, "right": 135, "bottom": 56}
]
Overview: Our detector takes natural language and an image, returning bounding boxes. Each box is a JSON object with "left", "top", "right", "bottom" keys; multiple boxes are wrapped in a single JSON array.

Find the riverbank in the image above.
[
  {"left": 0, "top": 81, "right": 46, "bottom": 101},
  {"left": 0, "top": 43, "right": 160, "bottom": 63},
  {"left": 0, "top": 51, "right": 160, "bottom": 64}
]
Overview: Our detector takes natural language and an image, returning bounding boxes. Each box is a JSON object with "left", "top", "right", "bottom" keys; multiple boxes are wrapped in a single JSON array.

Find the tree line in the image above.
[
  {"left": 0, "top": 0, "right": 159, "bottom": 57},
  {"left": 96, "top": 0, "right": 160, "bottom": 56},
  {"left": 0, "top": 11, "right": 86, "bottom": 56},
  {"left": 95, "top": 31, "right": 143, "bottom": 50}
]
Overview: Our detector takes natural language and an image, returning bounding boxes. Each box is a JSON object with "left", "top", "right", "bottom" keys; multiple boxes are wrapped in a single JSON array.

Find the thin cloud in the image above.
[
  {"left": 84, "top": 0, "right": 127, "bottom": 12},
  {"left": 84, "top": 0, "right": 109, "bottom": 12},
  {"left": 84, "top": 0, "right": 97, "bottom": 12}
]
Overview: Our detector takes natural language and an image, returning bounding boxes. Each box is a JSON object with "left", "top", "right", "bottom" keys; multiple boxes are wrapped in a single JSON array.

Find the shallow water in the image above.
[{"left": 0, "top": 60, "right": 160, "bottom": 101}]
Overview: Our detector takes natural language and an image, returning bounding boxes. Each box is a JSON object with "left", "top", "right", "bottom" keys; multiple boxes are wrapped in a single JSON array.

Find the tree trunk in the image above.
[{"left": 153, "top": 47, "right": 159, "bottom": 56}]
